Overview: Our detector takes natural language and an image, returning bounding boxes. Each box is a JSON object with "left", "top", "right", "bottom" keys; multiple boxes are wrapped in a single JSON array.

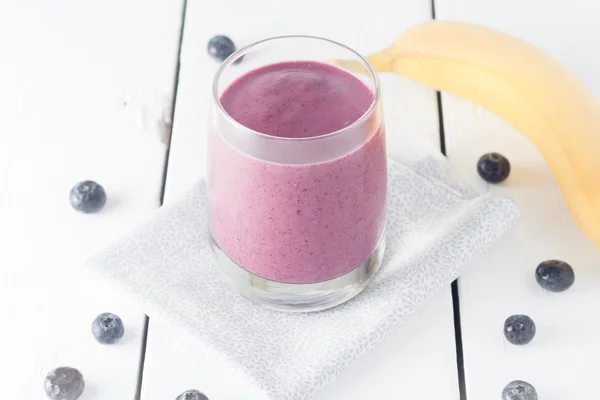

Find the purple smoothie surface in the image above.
[
  {"left": 209, "top": 61, "right": 387, "bottom": 284},
  {"left": 219, "top": 61, "right": 374, "bottom": 139}
]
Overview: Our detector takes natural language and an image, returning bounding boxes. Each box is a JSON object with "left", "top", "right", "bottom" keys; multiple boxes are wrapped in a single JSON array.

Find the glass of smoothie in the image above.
[{"left": 207, "top": 35, "right": 387, "bottom": 312}]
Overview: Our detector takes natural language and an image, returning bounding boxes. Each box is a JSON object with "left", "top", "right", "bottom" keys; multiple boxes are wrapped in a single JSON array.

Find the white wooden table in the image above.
[{"left": 3, "top": 0, "right": 599, "bottom": 399}]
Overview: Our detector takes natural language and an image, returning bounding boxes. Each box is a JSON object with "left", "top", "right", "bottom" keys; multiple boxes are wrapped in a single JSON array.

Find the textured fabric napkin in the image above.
[{"left": 88, "top": 155, "right": 520, "bottom": 399}]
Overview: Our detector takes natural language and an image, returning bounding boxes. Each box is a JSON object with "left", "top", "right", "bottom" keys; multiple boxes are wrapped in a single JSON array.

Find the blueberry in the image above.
[
  {"left": 504, "top": 314, "right": 536, "bottom": 345},
  {"left": 69, "top": 180, "right": 106, "bottom": 213},
  {"left": 176, "top": 389, "right": 209, "bottom": 400},
  {"left": 477, "top": 152, "right": 511, "bottom": 183},
  {"left": 536, "top": 259, "right": 575, "bottom": 292},
  {"left": 502, "top": 380, "right": 538, "bottom": 400},
  {"left": 91, "top": 312, "right": 124, "bottom": 344},
  {"left": 44, "top": 367, "right": 85, "bottom": 400},
  {"left": 207, "top": 35, "right": 237, "bottom": 62}
]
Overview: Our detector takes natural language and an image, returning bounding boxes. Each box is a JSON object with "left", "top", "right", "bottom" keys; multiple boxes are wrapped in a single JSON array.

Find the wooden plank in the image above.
[
  {"left": 142, "top": 0, "right": 461, "bottom": 399},
  {"left": 436, "top": 0, "right": 600, "bottom": 398},
  {"left": 0, "top": 1, "right": 183, "bottom": 398}
]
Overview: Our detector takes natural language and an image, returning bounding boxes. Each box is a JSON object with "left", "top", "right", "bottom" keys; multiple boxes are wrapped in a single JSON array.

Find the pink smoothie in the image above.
[{"left": 208, "top": 61, "right": 386, "bottom": 284}]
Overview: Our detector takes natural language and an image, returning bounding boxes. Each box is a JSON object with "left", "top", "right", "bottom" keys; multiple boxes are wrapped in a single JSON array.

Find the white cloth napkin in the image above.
[{"left": 88, "top": 155, "right": 520, "bottom": 400}]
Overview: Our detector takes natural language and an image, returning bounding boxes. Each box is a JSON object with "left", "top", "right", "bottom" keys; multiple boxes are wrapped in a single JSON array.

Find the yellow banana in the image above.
[{"left": 334, "top": 20, "right": 600, "bottom": 248}]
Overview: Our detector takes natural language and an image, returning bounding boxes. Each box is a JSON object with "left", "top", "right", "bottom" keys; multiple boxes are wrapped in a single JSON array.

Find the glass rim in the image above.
[{"left": 211, "top": 34, "right": 381, "bottom": 142}]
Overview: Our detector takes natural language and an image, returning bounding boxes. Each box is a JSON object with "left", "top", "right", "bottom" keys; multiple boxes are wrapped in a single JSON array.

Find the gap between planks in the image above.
[
  {"left": 432, "top": 0, "right": 467, "bottom": 397},
  {"left": 134, "top": 0, "right": 189, "bottom": 398}
]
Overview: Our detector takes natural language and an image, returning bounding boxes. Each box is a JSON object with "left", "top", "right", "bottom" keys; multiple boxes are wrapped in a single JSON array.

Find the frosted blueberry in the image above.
[
  {"left": 536, "top": 259, "right": 575, "bottom": 292},
  {"left": 502, "top": 380, "right": 538, "bottom": 400},
  {"left": 91, "top": 312, "right": 124, "bottom": 344},
  {"left": 69, "top": 180, "right": 106, "bottom": 213},
  {"left": 44, "top": 367, "right": 85, "bottom": 400},
  {"left": 176, "top": 389, "right": 209, "bottom": 400},
  {"left": 477, "top": 152, "right": 510, "bottom": 183},
  {"left": 207, "top": 35, "right": 237, "bottom": 62},
  {"left": 504, "top": 314, "right": 536, "bottom": 345}
]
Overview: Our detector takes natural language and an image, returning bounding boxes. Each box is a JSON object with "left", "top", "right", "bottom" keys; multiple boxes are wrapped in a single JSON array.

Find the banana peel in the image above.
[{"left": 333, "top": 20, "right": 600, "bottom": 249}]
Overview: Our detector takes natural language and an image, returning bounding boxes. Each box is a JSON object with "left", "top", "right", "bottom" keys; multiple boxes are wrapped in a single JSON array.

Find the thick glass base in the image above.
[{"left": 209, "top": 230, "right": 386, "bottom": 313}]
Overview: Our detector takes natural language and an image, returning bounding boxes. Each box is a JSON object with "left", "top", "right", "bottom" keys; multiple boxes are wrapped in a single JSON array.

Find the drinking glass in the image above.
[{"left": 207, "top": 35, "right": 387, "bottom": 312}]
